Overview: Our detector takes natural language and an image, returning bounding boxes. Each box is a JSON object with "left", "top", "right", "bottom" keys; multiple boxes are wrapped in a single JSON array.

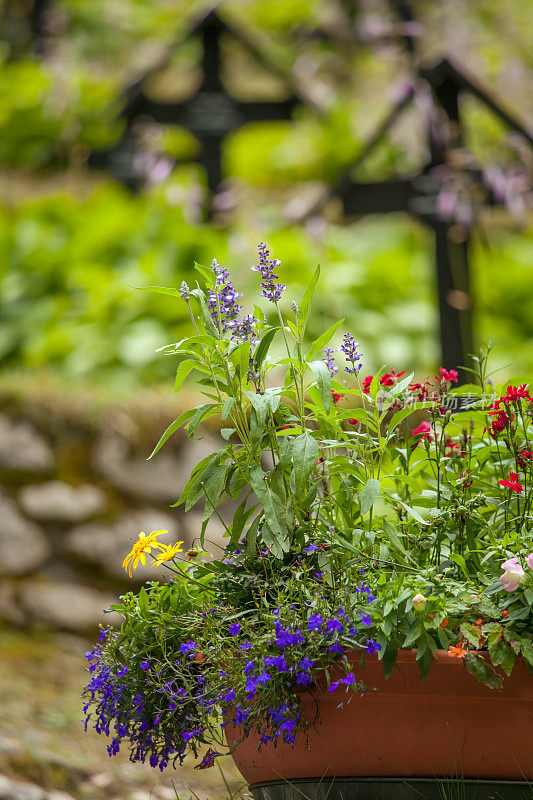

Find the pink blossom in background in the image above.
[{"left": 499, "top": 557, "right": 525, "bottom": 592}]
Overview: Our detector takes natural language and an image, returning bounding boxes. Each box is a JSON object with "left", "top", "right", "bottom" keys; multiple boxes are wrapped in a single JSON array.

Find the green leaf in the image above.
[
  {"left": 201, "top": 465, "right": 227, "bottom": 523},
  {"left": 388, "top": 371, "right": 414, "bottom": 397},
  {"left": 187, "top": 403, "right": 218, "bottom": 437},
  {"left": 230, "top": 339, "right": 251, "bottom": 379},
  {"left": 190, "top": 287, "right": 219, "bottom": 338},
  {"left": 386, "top": 406, "right": 417, "bottom": 436},
  {"left": 135, "top": 285, "right": 180, "bottom": 298},
  {"left": 147, "top": 409, "right": 195, "bottom": 459},
  {"left": 221, "top": 397, "right": 235, "bottom": 423},
  {"left": 309, "top": 360, "right": 332, "bottom": 412},
  {"left": 382, "top": 643, "right": 398, "bottom": 679},
  {"left": 449, "top": 553, "right": 470, "bottom": 579},
  {"left": 382, "top": 519, "right": 410, "bottom": 560},
  {"left": 306, "top": 318, "right": 344, "bottom": 362},
  {"left": 174, "top": 359, "right": 198, "bottom": 392},
  {"left": 464, "top": 653, "right": 502, "bottom": 689},
  {"left": 292, "top": 431, "right": 319, "bottom": 494},
  {"left": 254, "top": 327, "right": 280, "bottom": 370},
  {"left": 298, "top": 265, "right": 320, "bottom": 335},
  {"left": 194, "top": 261, "right": 215, "bottom": 287},
  {"left": 220, "top": 428, "right": 235, "bottom": 440},
  {"left": 395, "top": 498, "right": 427, "bottom": 525},
  {"left": 246, "top": 516, "right": 261, "bottom": 554},
  {"left": 360, "top": 478, "right": 380, "bottom": 517}
]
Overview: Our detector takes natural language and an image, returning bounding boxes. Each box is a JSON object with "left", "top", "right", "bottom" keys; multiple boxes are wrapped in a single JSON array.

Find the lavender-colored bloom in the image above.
[
  {"left": 234, "top": 706, "right": 251, "bottom": 725},
  {"left": 207, "top": 259, "right": 243, "bottom": 335},
  {"left": 328, "top": 642, "right": 344, "bottom": 655},
  {"left": 244, "top": 659, "right": 255, "bottom": 675},
  {"left": 298, "top": 656, "right": 314, "bottom": 671},
  {"left": 223, "top": 689, "right": 236, "bottom": 704},
  {"left": 264, "top": 655, "right": 288, "bottom": 671},
  {"left": 179, "top": 640, "right": 197, "bottom": 654},
  {"left": 296, "top": 672, "right": 313, "bottom": 685},
  {"left": 360, "top": 611, "right": 371, "bottom": 626},
  {"left": 139, "top": 660, "right": 150, "bottom": 671},
  {"left": 275, "top": 621, "right": 305, "bottom": 649},
  {"left": 307, "top": 613, "right": 324, "bottom": 631},
  {"left": 304, "top": 544, "right": 319, "bottom": 553},
  {"left": 251, "top": 242, "right": 286, "bottom": 302},
  {"left": 239, "top": 639, "right": 252, "bottom": 650},
  {"left": 365, "top": 638, "right": 381, "bottom": 654},
  {"left": 179, "top": 281, "right": 190, "bottom": 301},
  {"left": 340, "top": 333, "right": 363, "bottom": 374},
  {"left": 228, "top": 622, "right": 241, "bottom": 636},
  {"left": 315, "top": 572, "right": 323, "bottom": 580},
  {"left": 323, "top": 347, "right": 339, "bottom": 377},
  {"left": 326, "top": 617, "right": 343, "bottom": 633}
]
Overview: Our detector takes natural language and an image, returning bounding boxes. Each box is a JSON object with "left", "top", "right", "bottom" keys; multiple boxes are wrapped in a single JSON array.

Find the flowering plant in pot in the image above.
[{"left": 83, "top": 245, "right": 533, "bottom": 797}]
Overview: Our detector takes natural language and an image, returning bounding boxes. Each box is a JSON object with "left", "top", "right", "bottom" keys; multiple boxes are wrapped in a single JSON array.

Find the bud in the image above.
[
  {"left": 291, "top": 301, "right": 299, "bottom": 314},
  {"left": 186, "top": 548, "right": 199, "bottom": 560},
  {"left": 412, "top": 593, "right": 427, "bottom": 613},
  {"left": 180, "top": 281, "right": 190, "bottom": 300}
]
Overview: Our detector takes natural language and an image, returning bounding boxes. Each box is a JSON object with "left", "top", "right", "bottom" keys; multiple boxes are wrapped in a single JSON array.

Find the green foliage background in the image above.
[{"left": 1, "top": 0, "right": 532, "bottom": 392}]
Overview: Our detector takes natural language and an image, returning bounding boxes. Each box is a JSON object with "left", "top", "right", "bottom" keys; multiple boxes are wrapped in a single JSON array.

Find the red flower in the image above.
[
  {"left": 437, "top": 367, "right": 459, "bottom": 384},
  {"left": 517, "top": 449, "right": 533, "bottom": 470},
  {"left": 362, "top": 376, "right": 373, "bottom": 394},
  {"left": 494, "top": 384, "right": 532, "bottom": 408},
  {"left": 499, "top": 471, "right": 523, "bottom": 493},
  {"left": 412, "top": 420, "right": 433, "bottom": 441},
  {"left": 362, "top": 369, "right": 405, "bottom": 395},
  {"left": 331, "top": 391, "right": 343, "bottom": 405},
  {"left": 409, "top": 381, "right": 430, "bottom": 401},
  {"left": 486, "top": 408, "right": 513, "bottom": 439},
  {"left": 380, "top": 368, "right": 406, "bottom": 388},
  {"left": 348, "top": 418, "right": 360, "bottom": 428}
]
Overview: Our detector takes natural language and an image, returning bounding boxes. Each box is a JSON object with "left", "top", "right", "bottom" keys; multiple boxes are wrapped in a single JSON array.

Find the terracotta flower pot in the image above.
[{"left": 226, "top": 649, "right": 533, "bottom": 786}]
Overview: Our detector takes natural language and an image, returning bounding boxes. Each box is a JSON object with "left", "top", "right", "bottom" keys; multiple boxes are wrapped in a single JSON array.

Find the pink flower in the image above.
[
  {"left": 526, "top": 553, "right": 533, "bottom": 570},
  {"left": 499, "top": 557, "right": 525, "bottom": 592},
  {"left": 412, "top": 421, "right": 433, "bottom": 441}
]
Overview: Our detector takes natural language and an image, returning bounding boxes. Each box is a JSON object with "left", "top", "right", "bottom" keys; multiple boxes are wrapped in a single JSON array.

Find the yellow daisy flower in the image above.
[
  {"left": 151, "top": 542, "right": 184, "bottom": 568},
  {"left": 122, "top": 530, "right": 167, "bottom": 577}
]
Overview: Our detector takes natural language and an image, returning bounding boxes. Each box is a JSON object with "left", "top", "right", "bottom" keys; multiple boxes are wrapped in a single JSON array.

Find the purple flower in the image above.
[
  {"left": 275, "top": 621, "right": 305, "bottom": 649},
  {"left": 223, "top": 689, "right": 236, "bottom": 704},
  {"left": 340, "top": 333, "right": 363, "bottom": 374},
  {"left": 207, "top": 260, "right": 243, "bottom": 335},
  {"left": 228, "top": 622, "right": 241, "bottom": 636},
  {"left": 323, "top": 347, "right": 339, "bottom": 377},
  {"left": 326, "top": 617, "right": 343, "bottom": 633},
  {"left": 307, "top": 613, "right": 324, "bottom": 631},
  {"left": 360, "top": 612, "right": 371, "bottom": 626},
  {"left": 234, "top": 706, "right": 251, "bottom": 725},
  {"left": 296, "top": 672, "right": 313, "bottom": 685},
  {"left": 328, "top": 642, "right": 344, "bottom": 655},
  {"left": 304, "top": 544, "right": 320, "bottom": 553},
  {"left": 239, "top": 639, "right": 252, "bottom": 650},
  {"left": 251, "top": 243, "right": 286, "bottom": 303},
  {"left": 139, "top": 660, "right": 150, "bottom": 671},
  {"left": 365, "top": 638, "right": 381, "bottom": 654},
  {"left": 315, "top": 572, "right": 323, "bottom": 580},
  {"left": 298, "top": 656, "right": 314, "bottom": 671},
  {"left": 244, "top": 659, "right": 255, "bottom": 675},
  {"left": 179, "top": 640, "right": 197, "bottom": 654},
  {"left": 264, "top": 655, "right": 288, "bottom": 671}
]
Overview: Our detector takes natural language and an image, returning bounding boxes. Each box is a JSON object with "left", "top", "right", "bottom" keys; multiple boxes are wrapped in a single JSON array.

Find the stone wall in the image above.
[{"left": 0, "top": 384, "right": 226, "bottom": 634}]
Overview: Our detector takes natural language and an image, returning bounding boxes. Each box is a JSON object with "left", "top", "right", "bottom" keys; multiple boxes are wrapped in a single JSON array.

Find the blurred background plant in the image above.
[{"left": 0, "top": 0, "right": 532, "bottom": 394}]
